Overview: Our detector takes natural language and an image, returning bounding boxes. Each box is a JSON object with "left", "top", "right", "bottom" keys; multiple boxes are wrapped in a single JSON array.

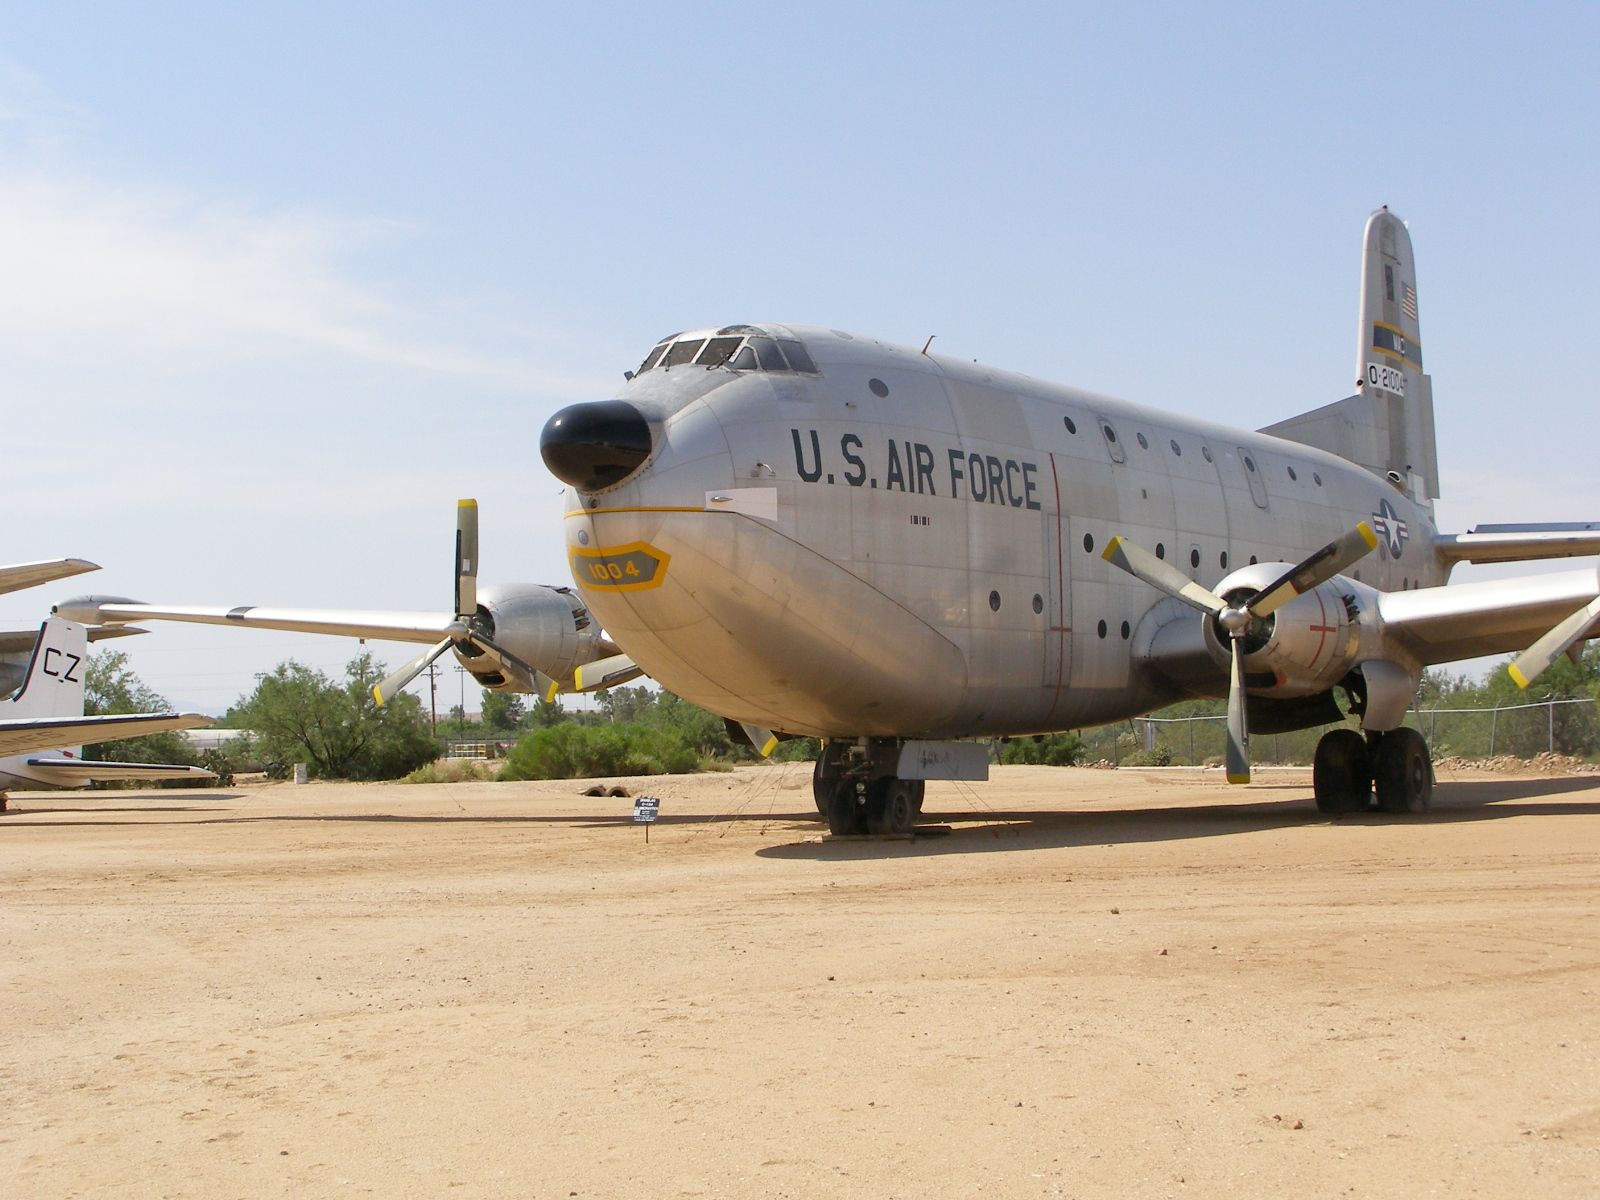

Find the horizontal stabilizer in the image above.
[
  {"left": 21, "top": 758, "right": 218, "bottom": 784},
  {"left": 0, "top": 712, "right": 213, "bottom": 758}
]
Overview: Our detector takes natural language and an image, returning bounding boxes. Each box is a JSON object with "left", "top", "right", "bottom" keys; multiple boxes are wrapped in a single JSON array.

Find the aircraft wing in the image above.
[
  {"left": 19, "top": 758, "right": 217, "bottom": 784},
  {"left": 50, "top": 600, "right": 459, "bottom": 645},
  {"left": 0, "top": 558, "right": 98, "bottom": 597},
  {"left": 1379, "top": 565, "right": 1600, "bottom": 666},
  {"left": 0, "top": 712, "right": 213, "bottom": 758},
  {"left": 1433, "top": 523, "right": 1600, "bottom": 565}
]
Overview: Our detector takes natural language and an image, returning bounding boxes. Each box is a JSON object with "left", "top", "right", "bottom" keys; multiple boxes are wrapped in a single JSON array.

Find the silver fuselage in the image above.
[{"left": 563, "top": 329, "right": 1442, "bottom": 739}]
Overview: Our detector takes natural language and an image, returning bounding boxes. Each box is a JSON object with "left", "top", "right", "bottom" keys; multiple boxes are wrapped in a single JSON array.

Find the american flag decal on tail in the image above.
[{"left": 1402, "top": 282, "right": 1418, "bottom": 321}]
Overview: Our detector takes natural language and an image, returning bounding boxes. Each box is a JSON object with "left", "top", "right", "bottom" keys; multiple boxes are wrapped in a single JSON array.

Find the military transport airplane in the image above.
[
  {"left": 54, "top": 500, "right": 642, "bottom": 706},
  {"left": 1, "top": 616, "right": 214, "bottom": 806},
  {"left": 535, "top": 208, "right": 1600, "bottom": 834}
]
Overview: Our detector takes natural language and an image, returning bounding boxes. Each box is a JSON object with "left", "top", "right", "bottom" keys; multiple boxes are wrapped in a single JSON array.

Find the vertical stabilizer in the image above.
[
  {"left": 6, "top": 618, "right": 90, "bottom": 723},
  {"left": 1261, "top": 208, "right": 1440, "bottom": 510},
  {"left": 1355, "top": 207, "right": 1438, "bottom": 503}
]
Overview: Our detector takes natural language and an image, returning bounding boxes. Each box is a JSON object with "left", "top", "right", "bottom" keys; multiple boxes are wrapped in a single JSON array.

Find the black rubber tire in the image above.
[
  {"left": 826, "top": 781, "right": 861, "bottom": 836},
  {"left": 1313, "top": 728, "right": 1372, "bottom": 814},
  {"left": 812, "top": 758, "right": 830, "bottom": 818},
  {"left": 1374, "top": 727, "right": 1433, "bottom": 813},
  {"left": 883, "top": 780, "right": 919, "bottom": 835}
]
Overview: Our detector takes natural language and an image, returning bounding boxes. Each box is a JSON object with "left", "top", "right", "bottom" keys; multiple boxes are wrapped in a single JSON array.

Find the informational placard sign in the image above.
[{"left": 633, "top": 795, "right": 660, "bottom": 841}]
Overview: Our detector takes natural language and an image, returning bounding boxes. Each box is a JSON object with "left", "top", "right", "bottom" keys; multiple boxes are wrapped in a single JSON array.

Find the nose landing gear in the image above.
[{"left": 1313, "top": 726, "right": 1433, "bottom": 814}]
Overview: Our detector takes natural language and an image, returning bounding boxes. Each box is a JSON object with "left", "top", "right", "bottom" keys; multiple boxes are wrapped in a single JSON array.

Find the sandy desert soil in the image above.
[{"left": 2, "top": 763, "right": 1598, "bottom": 1198}]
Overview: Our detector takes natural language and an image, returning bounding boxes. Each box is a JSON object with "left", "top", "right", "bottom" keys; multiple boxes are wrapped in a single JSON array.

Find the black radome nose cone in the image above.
[{"left": 540, "top": 400, "right": 653, "bottom": 490}]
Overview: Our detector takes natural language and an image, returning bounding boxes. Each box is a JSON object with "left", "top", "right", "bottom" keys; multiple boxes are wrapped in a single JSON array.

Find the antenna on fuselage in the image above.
[{"left": 920, "top": 335, "right": 936, "bottom": 356}]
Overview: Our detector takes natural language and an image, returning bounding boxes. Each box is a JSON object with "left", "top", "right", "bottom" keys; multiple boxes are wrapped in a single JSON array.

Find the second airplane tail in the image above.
[{"left": 6, "top": 618, "right": 90, "bottom": 727}]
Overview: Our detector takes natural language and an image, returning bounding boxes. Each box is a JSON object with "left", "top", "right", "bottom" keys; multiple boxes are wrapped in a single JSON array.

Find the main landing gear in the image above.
[
  {"left": 812, "top": 741, "right": 926, "bottom": 836},
  {"left": 1312, "top": 727, "right": 1433, "bottom": 815}
]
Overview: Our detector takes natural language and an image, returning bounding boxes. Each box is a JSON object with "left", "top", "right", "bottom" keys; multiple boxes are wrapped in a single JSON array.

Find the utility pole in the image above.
[
  {"left": 425, "top": 661, "right": 440, "bottom": 734},
  {"left": 454, "top": 665, "right": 467, "bottom": 737}
]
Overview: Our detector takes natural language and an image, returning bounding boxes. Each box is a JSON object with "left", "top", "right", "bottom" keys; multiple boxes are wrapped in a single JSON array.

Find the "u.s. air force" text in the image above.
[{"left": 790, "top": 428, "right": 1041, "bottom": 511}]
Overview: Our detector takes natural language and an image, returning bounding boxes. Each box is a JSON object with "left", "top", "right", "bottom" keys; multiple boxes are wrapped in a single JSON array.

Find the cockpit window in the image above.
[
  {"left": 664, "top": 338, "right": 705, "bottom": 368},
  {"left": 695, "top": 336, "right": 742, "bottom": 367},
  {"left": 777, "top": 340, "right": 817, "bottom": 373},
  {"left": 638, "top": 341, "right": 669, "bottom": 374},
  {"left": 630, "top": 330, "right": 823, "bottom": 377},
  {"left": 750, "top": 337, "right": 787, "bottom": 371}
]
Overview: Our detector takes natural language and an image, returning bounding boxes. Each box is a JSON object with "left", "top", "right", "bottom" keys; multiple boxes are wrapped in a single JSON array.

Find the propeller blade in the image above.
[
  {"left": 1101, "top": 536, "right": 1226, "bottom": 615},
  {"left": 1225, "top": 638, "right": 1251, "bottom": 785},
  {"left": 738, "top": 721, "right": 779, "bottom": 758},
  {"left": 371, "top": 637, "right": 454, "bottom": 707},
  {"left": 571, "top": 653, "right": 644, "bottom": 693},
  {"left": 464, "top": 631, "right": 560, "bottom": 701},
  {"left": 1248, "top": 522, "right": 1378, "bottom": 619},
  {"left": 1508, "top": 596, "right": 1600, "bottom": 688},
  {"left": 455, "top": 498, "right": 479, "bottom": 618}
]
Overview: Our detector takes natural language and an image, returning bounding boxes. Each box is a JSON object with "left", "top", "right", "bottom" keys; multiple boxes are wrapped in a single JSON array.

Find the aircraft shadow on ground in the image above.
[
  {"left": 754, "top": 775, "right": 1600, "bottom": 860},
  {"left": 5, "top": 779, "right": 1598, "bottom": 850}
]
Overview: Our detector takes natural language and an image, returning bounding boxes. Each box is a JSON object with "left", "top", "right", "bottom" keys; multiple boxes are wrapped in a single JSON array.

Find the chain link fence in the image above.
[{"left": 1069, "top": 697, "right": 1600, "bottom": 767}]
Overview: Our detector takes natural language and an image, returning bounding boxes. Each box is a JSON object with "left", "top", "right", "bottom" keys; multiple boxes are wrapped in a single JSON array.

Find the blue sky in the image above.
[{"left": 4, "top": 2, "right": 1598, "bottom": 711}]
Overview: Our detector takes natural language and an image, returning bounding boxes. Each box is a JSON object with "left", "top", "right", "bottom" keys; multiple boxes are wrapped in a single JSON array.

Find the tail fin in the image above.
[
  {"left": 6, "top": 617, "right": 89, "bottom": 720},
  {"left": 1261, "top": 207, "right": 1440, "bottom": 510}
]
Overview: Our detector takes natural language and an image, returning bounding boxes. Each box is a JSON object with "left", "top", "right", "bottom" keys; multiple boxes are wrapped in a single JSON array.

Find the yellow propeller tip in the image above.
[
  {"left": 1226, "top": 772, "right": 1250, "bottom": 785},
  {"left": 1101, "top": 537, "right": 1123, "bottom": 563},
  {"left": 457, "top": 498, "right": 477, "bottom": 508},
  {"left": 758, "top": 736, "right": 779, "bottom": 758},
  {"left": 1507, "top": 663, "right": 1530, "bottom": 689},
  {"left": 370, "top": 685, "right": 386, "bottom": 708},
  {"left": 1357, "top": 522, "right": 1379, "bottom": 550}
]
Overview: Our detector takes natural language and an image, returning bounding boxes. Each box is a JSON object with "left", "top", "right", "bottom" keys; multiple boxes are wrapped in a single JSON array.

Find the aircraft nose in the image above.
[{"left": 540, "top": 400, "right": 653, "bottom": 490}]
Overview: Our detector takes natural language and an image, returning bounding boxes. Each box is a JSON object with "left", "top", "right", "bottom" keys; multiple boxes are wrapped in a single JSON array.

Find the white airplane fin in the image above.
[{"left": 7, "top": 617, "right": 90, "bottom": 723}]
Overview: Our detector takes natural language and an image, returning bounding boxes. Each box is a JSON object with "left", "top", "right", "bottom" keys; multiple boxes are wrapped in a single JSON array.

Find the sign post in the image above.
[{"left": 633, "top": 795, "right": 660, "bottom": 843}]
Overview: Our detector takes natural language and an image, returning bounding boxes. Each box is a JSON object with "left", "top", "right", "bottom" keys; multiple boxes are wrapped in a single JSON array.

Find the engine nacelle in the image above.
[
  {"left": 1200, "top": 564, "right": 1369, "bottom": 698},
  {"left": 453, "top": 583, "right": 613, "bottom": 693}
]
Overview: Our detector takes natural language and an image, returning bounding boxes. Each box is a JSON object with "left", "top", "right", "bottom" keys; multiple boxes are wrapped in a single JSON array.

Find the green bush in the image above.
[
  {"left": 497, "top": 722, "right": 698, "bottom": 781},
  {"left": 999, "top": 732, "right": 1085, "bottom": 766},
  {"left": 403, "top": 758, "right": 499, "bottom": 784}
]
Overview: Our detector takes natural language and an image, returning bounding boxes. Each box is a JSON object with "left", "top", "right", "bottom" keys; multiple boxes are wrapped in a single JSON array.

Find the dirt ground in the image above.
[{"left": 2, "top": 762, "right": 1597, "bottom": 1199}]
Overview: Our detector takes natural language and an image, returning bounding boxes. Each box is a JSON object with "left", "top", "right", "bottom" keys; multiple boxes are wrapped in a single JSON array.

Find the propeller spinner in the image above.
[{"left": 1103, "top": 522, "right": 1378, "bottom": 784}]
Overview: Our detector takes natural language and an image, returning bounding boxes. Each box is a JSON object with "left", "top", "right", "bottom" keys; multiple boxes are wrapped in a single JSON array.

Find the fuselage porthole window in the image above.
[
  {"left": 1202, "top": 446, "right": 1214, "bottom": 463},
  {"left": 1287, "top": 466, "right": 1298, "bottom": 482},
  {"left": 1063, "top": 416, "right": 1078, "bottom": 435},
  {"left": 1170, "top": 439, "right": 1182, "bottom": 456},
  {"left": 1136, "top": 432, "right": 1149, "bottom": 450}
]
